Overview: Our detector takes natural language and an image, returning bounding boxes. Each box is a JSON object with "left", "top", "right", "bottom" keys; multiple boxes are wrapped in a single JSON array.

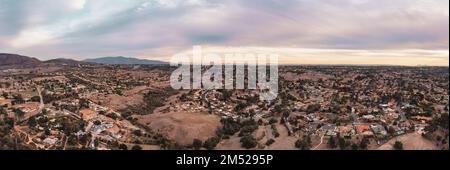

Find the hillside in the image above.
[
  {"left": 0, "top": 53, "right": 41, "bottom": 66},
  {"left": 83, "top": 56, "right": 167, "bottom": 65},
  {"left": 44, "top": 58, "right": 88, "bottom": 66}
]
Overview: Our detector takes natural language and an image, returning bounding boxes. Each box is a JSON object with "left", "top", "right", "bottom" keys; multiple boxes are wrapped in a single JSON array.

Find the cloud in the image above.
[
  {"left": 71, "top": 0, "right": 86, "bottom": 10},
  {"left": 0, "top": 0, "right": 448, "bottom": 65},
  {"left": 173, "top": 46, "right": 449, "bottom": 66}
]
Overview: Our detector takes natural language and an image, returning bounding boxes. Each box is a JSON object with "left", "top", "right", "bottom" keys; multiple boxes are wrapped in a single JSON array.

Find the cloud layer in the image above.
[{"left": 0, "top": 0, "right": 448, "bottom": 65}]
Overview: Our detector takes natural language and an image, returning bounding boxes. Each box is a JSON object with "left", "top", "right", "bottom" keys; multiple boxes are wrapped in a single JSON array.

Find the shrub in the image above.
[
  {"left": 203, "top": 137, "right": 220, "bottom": 150},
  {"left": 266, "top": 139, "right": 275, "bottom": 146},
  {"left": 240, "top": 135, "right": 258, "bottom": 149}
]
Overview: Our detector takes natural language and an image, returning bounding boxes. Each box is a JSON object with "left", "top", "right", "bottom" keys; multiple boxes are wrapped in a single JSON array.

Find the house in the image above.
[
  {"left": 43, "top": 137, "right": 59, "bottom": 146},
  {"left": 389, "top": 125, "right": 405, "bottom": 135},
  {"left": 412, "top": 116, "right": 433, "bottom": 122},
  {"left": 363, "top": 115, "right": 375, "bottom": 121},
  {"left": 362, "top": 131, "right": 374, "bottom": 137},
  {"left": 415, "top": 124, "right": 428, "bottom": 134},
  {"left": 379, "top": 104, "right": 389, "bottom": 108},
  {"left": 355, "top": 124, "right": 371, "bottom": 134},
  {"left": 322, "top": 124, "right": 336, "bottom": 136}
]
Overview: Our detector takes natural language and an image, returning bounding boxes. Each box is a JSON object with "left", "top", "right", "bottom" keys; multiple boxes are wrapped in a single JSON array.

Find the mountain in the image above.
[
  {"left": 83, "top": 56, "right": 168, "bottom": 65},
  {"left": 0, "top": 53, "right": 41, "bottom": 67},
  {"left": 44, "top": 58, "right": 88, "bottom": 66}
]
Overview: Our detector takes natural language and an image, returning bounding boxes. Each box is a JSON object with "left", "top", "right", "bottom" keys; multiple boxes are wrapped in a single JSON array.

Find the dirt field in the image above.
[
  {"left": 377, "top": 132, "right": 439, "bottom": 150},
  {"left": 216, "top": 134, "right": 246, "bottom": 150},
  {"left": 89, "top": 86, "right": 150, "bottom": 111},
  {"left": 135, "top": 112, "right": 221, "bottom": 146},
  {"left": 265, "top": 124, "right": 297, "bottom": 150}
]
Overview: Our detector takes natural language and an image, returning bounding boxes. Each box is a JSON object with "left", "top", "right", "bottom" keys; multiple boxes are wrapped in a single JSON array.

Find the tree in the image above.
[
  {"left": 240, "top": 135, "right": 258, "bottom": 149},
  {"left": 131, "top": 145, "right": 143, "bottom": 150},
  {"left": 203, "top": 137, "right": 220, "bottom": 150},
  {"left": 0, "top": 107, "right": 7, "bottom": 115},
  {"left": 133, "top": 130, "right": 142, "bottom": 137},
  {"left": 221, "top": 118, "right": 241, "bottom": 135},
  {"left": 295, "top": 138, "right": 311, "bottom": 150},
  {"left": 351, "top": 143, "right": 358, "bottom": 150},
  {"left": 338, "top": 137, "right": 348, "bottom": 150},
  {"left": 239, "top": 124, "right": 258, "bottom": 137},
  {"left": 328, "top": 136, "right": 337, "bottom": 149},
  {"left": 12, "top": 95, "right": 25, "bottom": 105},
  {"left": 121, "top": 112, "right": 131, "bottom": 119},
  {"left": 2, "top": 92, "right": 8, "bottom": 99},
  {"left": 306, "top": 104, "right": 321, "bottom": 114},
  {"left": 93, "top": 120, "right": 101, "bottom": 126},
  {"left": 114, "top": 88, "right": 123, "bottom": 96},
  {"left": 266, "top": 139, "right": 275, "bottom": 146},
  {"left": 119, "top": 144, "right": 128, "bottom": 150},
  {"left": 394, "top": 141, "right": 403, "bottom": 150},
  {"left": 79, "top": 99, "right": 90, "bottom": 109},
  {"left": 30, "top": 96, "right": 41, "bottom": 102},
  {"left": 28, "top": 116, "right": 37, "bottom": 128},
  {"left": 13, "top": 108, "right": 25, "bottom": 118},
  {"left": 67, "top": 135, "right": 78, "bottom": 145},
  {"left": 192, "top": 139, "right": 203, "bottom": 150},
  {"left": 359, "top": 137, "right": 369, "bottom": 149},
  {"left": 269, "top": 118, "right": 278, "bottom": 124},
  {"left": 94, "top": 138, "right": 100, "bottom": 147}
]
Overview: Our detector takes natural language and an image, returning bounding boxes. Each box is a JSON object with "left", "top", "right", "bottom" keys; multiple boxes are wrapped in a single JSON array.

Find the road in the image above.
[
  {"left": 313, "top": 131, "right": 325, "bottom": 150},
  {"left": 312, "top": 126, "right": 336, "bottom": 150}
]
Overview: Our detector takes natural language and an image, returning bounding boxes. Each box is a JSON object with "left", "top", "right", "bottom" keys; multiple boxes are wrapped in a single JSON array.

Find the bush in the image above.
[
  {"left": 269, "top": 118, "right": 278, "bottom": 124},
  {"left": 106, "top": 113, "right": 118, "bottom": 120},
  {"left": 266, "top": 139, "right": 275, "bottom": 146},
  {"left": 93, "top": 120, "right": 101, "bottom": 126},
  {"left": 221, "top": 118, "right": 241, "bottom": 135},
  {"left": 30, "top": 96, "right": 41, "bottom": 102},
  {"left": 306, "top": 104, "right": 321, "bottom": 114},
  {"left": 240, "top": 135, "right": 258, "bottom": 149},
  {"left": 328, "top": 136, "right": 337, "bottom": 149},
  {"left": 121, "top": 112, "right": 131, "bottom": 119},
  {"left": 394, "top": 141, "right": 403, "bottom": 150},
  {"left": 119, "top": 144, "right": 128, "bottom": 150},
  {"left": 13, "top": 108, "right": 25, "bottom": 117},
  {"left": 295, "top": 137, "right": 311, "bottom": 150},
  {"left": 131, "top": 145, "right": 143, "bottom": 150},
  {"left": 239, "top": 125, "right": 258, "bottom": 137},
  {"left": 359, "top": 137, "right": 369, "bottom": 149},
  {"left": 132, "top": 130, "right": 142, "bottom": 137},
  {"left": 203, "top": 137, "right": 220, "bottom": 150},
  {"left": 192, "top": 139, "right": 203, "bottom": 150}
]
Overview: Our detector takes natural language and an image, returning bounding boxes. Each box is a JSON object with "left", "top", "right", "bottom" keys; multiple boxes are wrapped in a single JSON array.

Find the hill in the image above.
[
  {"left": 0, "top": 53, "right": 41, "bottom": 66},
  {"left": 44, "top": 58, "right": 88, "bottom": 66},
  {"left": 83, "top": 56, "right": 167, "bottom": 65}
]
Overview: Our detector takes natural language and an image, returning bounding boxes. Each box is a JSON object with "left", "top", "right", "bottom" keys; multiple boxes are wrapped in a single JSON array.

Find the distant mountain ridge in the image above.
[
  {"left": 83, "top": 56, "right": 168, "bottom": 65},
  {"left": 43, "top": 58, "right": 88, "bottom": 66},
  {"left": 0, "top": 53, "right": 167, "bottom": 68}
]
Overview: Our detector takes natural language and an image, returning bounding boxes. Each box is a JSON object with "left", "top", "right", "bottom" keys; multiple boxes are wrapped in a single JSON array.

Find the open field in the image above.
[
  {"left": 135, "top": 112, "right": 221, "bottom": 146},
  {"left": 377, "top": 133, "right": 438, "bottom": 150}
]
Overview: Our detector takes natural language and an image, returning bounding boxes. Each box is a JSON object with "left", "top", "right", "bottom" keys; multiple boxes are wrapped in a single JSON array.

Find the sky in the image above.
[{"left": 0, "top": 0, "right": 448, "bottom": 66}]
